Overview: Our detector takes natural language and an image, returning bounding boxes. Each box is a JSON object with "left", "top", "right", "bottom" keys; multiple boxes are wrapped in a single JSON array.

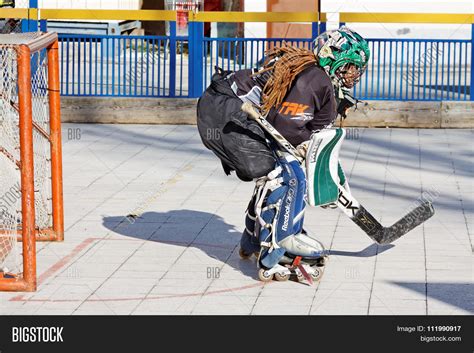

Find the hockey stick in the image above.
[
  {"left": 241, "top": 102, "right": 435, "bottom": 245},
  {"left": 241, "top": 102, "right": 304, "bottom": 160},
  {"left": 334, "top": 183, "right": 434, "bottom": 245}
]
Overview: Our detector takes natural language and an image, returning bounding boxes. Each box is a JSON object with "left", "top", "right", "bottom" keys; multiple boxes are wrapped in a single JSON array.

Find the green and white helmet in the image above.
[{"left": 313, "top": 26, "right": 370, "bottom": 89}]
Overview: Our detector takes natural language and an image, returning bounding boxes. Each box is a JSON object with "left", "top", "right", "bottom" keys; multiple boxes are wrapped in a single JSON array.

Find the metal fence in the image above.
[
  {"left": 59, "top": 34, "right": 189, "bottom": 97},
  {"left": 202, "top": 37, "right": 313, "bottom": 89},
  {"left": 358, "top": 39, "right": 471, "bottom": 101},
  {"left": 58, "top": 26, "right": 472, "bottom": 101}
]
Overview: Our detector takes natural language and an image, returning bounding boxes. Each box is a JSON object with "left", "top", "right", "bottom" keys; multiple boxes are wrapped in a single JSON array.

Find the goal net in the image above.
[
  {"left": 0, "top": 32, "right": 63, "bottom": 292},
  {"left": 0, "top": 1, "right": 30, "bottom": 34}
]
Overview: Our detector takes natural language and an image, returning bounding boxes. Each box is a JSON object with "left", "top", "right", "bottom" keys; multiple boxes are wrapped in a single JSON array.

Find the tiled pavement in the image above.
[{"left": 1, "top": 125, "right": 472, "bottom": 315}]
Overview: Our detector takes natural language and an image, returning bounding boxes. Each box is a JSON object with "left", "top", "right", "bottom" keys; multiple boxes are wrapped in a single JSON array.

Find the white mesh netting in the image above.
[
  {"left": 0, "top": 19, "right": 22, "bottom": 34},
  {"left": 0, "top": 34, "right": 52, "bottom": 276},
  {"left": 0, "top": 0, "right": 29, "bottom": 34},
  {"left": 31, "top": 47, "right": 52, "bottom": 233},
  {"left": 0, "top": 45, "right": 20, "bottom": 274}
]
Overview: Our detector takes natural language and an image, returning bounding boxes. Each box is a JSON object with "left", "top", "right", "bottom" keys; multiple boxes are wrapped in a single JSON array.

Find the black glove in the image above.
[{"left": 337, "top": 93, "right": 359, "bottom": 119}]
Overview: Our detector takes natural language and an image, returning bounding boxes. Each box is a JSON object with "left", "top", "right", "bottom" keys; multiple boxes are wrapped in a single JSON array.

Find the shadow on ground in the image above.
[
  {"left": 102, "top": 210, "right": 393, "bottom": 282},
  {"left": 102, "top": 210, "right": 258, "bottom": 279},
  {"left": 392, "top": 282, "right": 474, "bottom": 313}
]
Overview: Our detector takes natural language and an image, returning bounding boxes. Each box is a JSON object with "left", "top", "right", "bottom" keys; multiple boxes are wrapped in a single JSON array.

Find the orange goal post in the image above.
[{"left": 0, "top": 32, "right": 63, "bottom": 292}]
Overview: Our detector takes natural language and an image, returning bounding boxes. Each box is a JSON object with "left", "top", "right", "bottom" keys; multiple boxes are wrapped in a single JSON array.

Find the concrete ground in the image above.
[{"left": 1, "top": 125, "right": 472, "bottom": 315}]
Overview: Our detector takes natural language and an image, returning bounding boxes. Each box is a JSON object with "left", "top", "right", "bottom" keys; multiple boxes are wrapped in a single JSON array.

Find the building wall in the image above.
[
  {"left": 245, "top": 0, "right": 472, "bottom": 39},
  {"left": 217, "top": 0, "right": 244, "bottom": 37},
  {"left": 267, "top": 0, "right": 318, "bottom": 39},
  {"left": 204, "top": 0, "right": 221, "bottom": 36},
  {"left": 322, "top": 0, "right": 472, "bottom": 40},
  {"left": 244, "top": 0, "right": 265, "bottom": 38},
  {"left": 141, "top": 0, "right": 164, "bottom": 35},
  {"left": 36, "top": 0, "right": 473, "bottom": 40}
]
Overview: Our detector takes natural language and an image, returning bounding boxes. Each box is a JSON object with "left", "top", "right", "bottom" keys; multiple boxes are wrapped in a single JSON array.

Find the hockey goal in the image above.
[{"left": 0, "top": 32, "right": 64, "bottom": 292}]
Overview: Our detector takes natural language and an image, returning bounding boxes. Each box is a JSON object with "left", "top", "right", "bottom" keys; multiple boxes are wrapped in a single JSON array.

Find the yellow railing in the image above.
[
  {"left": 39, "top": 9, "right": 176, "bottom": 21},
  {"left": 190, "top": 11, "right": 318, "bottom": 23},
  {"left": 0, "top": 9, "right": 472, "bottom": 24},
  {"left": 338, "top": 13, "right": 473, "bottom": 24},
  {"left": 0, "top": 7, "right": 29, "bottom": 18}
]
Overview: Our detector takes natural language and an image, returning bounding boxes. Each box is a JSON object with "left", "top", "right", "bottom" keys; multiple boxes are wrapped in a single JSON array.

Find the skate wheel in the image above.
[
  {"left": 310, "top": 267, "right": 324, "bottom": 281},
  {"left": 239, "top": 248, "right": 252, "bottom": 259},
  {"left": 258, "top": 268, "right": 274, "bottom": 282},
  {"left": 296, "top": 273, "right": 305, "bottom": 282},
  {"left": 274, "top": 272, "right": 290, "bottom": 281}
]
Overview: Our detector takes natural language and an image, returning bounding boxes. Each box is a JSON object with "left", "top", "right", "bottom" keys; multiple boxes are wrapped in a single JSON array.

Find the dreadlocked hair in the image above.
[{"left": 255, "top": 45, "right": 318, "bottom": 116}]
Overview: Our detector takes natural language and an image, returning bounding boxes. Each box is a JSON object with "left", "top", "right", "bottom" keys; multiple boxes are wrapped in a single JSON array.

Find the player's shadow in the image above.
[
  {"left": 102, "top": 210, "right": 258, "bottom": 279},
  {"left": 102, "top": 209, "right": 391, "bottom": 282}
]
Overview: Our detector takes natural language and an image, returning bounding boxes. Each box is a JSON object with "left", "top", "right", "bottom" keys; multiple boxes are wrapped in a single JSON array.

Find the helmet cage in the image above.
[{"left": 313, "top": 26, "right": 370, "bottom": 88}]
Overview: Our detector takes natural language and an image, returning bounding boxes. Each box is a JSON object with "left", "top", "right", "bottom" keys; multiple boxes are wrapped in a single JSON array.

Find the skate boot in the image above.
[
  {"left": 239, "top": 228, "right": 260, "bottom": 259},
  {"left": 257, "top": 232, "right": 327, "bottom": 285}
]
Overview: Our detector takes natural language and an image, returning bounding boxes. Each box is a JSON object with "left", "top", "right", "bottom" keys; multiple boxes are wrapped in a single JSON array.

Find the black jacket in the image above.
[{"left": 230, "top": 65, "right": 337, "bottom": 146}]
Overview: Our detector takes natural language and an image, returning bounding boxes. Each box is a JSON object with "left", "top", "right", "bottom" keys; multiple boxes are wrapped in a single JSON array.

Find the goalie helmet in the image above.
[{"left": 313, "top": 26, "right": 370, "bottom": 89}]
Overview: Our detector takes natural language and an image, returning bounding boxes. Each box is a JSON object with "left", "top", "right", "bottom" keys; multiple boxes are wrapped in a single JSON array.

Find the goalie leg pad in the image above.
[
  {"left": 306, "top": 128, "right": 346, "bottom": 206},
  {"left": 255, "top": 154, "right": 307, "bottom": 269}
]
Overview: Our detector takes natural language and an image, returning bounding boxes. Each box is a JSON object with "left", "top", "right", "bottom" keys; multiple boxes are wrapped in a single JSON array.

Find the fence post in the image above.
[
  {"left": 319, "top": 21, "right": 326, "bottom": 35},
  {"left": 471, "top": 24, "right": 473, "bottom": 101},
  {"left": 169, "top": 21, "right": 177, "bottom": 97},
  {"left": 188, "top": 19, "right": 204, "bottom": 98},
  {"left": 188, "top": 21, "right": 194, "bottom": 97},
  {"left": 40, "top": 20, "right": 47, "bottom": 32},
  {"left": 22, "top": 0, "right": 38, "bottom": 32},
  {"left": 311, "top": 22, "right": 319, "bottom": 40}
]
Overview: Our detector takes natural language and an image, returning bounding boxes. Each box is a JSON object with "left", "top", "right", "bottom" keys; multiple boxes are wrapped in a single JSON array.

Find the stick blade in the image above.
[{"left": 379, "top": 201, "right": 435, "bottom": 245}]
